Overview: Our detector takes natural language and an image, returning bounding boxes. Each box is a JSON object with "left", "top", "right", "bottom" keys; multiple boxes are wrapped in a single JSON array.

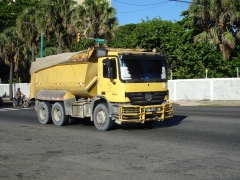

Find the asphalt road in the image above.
[{"left": 0, "top": 104, "right": 240, "bottom": 180}]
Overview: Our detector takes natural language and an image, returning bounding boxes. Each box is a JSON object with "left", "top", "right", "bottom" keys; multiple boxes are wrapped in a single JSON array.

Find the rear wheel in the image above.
[
  {"left": 93, "top": 103, "right": 114, "bottom": 131},
  {"left": 51, "top": 102, "right": 68, "bottom": 126},
  {"left": 23, "top": 100, "right": 29, "bottom": 108},
  {"left": 37, "top": 101, "right": 52, "bottom": 124}
]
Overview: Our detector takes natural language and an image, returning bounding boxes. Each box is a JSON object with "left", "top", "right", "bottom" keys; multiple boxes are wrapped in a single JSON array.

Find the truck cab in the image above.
[{"left": 94, "top": 49, "right": 172, "bottom": 128}]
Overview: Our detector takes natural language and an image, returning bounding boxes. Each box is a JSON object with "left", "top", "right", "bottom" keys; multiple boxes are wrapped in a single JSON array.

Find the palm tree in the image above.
[
  {"left": 35, "top": 0, "right": 75, "bottom": 54},
  {"left": 188, "top": 0, "right": 240, "bottom": 60},
  {"left": 0, "top": 27, "right": 25, "bottom": 100},
  {"left": 71, "top": 0, "right": 118, "bottom": 42},
  {"left": 16, "top": 6, "right": 39, "bottom": 62}
]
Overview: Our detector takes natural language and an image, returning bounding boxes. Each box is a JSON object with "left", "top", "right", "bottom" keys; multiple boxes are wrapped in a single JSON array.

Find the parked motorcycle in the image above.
[{"left": 13, "top": 95, "right": 31, "bottom": 108}]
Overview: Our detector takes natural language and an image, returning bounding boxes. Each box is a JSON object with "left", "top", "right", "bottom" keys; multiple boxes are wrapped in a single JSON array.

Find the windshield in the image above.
[{"left": 119, "top": 58, "right": 167, "bottom": 83}]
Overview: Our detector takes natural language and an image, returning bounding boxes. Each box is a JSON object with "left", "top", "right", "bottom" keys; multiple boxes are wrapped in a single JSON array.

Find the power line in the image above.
[
  {"left": 113, "top": 0, "right": 191, "bottom": 14},
  {"left": 114, "top": 0, "right": 192, "bottom": 6},
  {"left": 168, "top": 0, "right": 192, "bottom": 3},
  {"left": 115, "top": 1, "right": 170, "bottom": 14},
  {"left": 114, "top": 0, "right": 170, "bottom": 6}
]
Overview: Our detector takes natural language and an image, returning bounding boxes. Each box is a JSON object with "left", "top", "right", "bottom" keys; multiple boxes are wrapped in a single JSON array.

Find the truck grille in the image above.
[
  {"left": 121, "top": 106, "right": 141, "bottom": 120},
  {"left": 126, "top": 91, "right": 167, "bottom": 105}
]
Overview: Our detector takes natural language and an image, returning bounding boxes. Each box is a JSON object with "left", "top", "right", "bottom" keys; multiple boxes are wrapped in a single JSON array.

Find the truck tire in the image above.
[
  {"left": 51, "top": 102, "right": 68, "bottom": 126},
  {"left": 93, "top": 103, "right": 114, "bottom": 131},
  {"left": 37, "top": 101, "right": 52, "bottom": 124}
]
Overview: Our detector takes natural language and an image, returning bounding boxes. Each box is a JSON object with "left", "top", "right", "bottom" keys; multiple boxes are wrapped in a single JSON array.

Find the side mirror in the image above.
[{"left": 96, "top": 48, "right": 108, "bottom": 57}]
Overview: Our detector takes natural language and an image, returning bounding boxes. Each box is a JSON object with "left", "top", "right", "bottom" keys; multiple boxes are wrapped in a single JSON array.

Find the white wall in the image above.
[
  {"left": 1, "top": 78, "right": 240, "bottom": 100},
  {"left": 0, "top": 83, "right": 30, "bottom": 98},
  {"left": 168, "top": 78, "right": 240, "bottom": 101}
]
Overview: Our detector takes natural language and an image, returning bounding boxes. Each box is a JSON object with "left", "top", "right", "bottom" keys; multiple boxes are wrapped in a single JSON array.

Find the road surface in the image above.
[{"left": 0, "top": 104, "right": 240, "bottom": 180}]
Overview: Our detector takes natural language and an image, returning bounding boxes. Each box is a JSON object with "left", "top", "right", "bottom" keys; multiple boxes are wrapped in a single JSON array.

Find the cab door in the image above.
[{"left": 97, "top": 58, "right": 124, "bottom": 102}]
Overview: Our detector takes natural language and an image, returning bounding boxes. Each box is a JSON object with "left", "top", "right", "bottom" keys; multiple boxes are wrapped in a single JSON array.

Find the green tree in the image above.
[
  {"left": 16, "top": 6, "right": 39, "bottom": 62},
  {"left": 72, "top": 0, "right": 118, "bottom": 43},
  {"left": 0, "top": 0, "right": 40, "bottom": 32},
  {"left": 108, "top": 24, "right": 136, "bottom": 48},
  {"left": 121, "top": 18, "right": 185, "bottom": 52},
  {"left": 0, "top": 27, "right": 26, "bottom": 99},
  {"left": 36, "top": 0, "right": 75, "bottom": 54},
  {"left": 0, "top": 0, "right": 40, "bottom": 83},
  {"left": 110, "top": 18, "right": 234, "bottom": 79},
  {"left": 111, "top": 18, "right": 185, "bottom": 51},
  {"left": 188, "top": 0, "right": 240, "bottom": 60},
  {"left": 0, "top": 59, "right": 9, "bottom": 84},
  {"left": 0, "top": 0, "right": 14, "bottom": 32},
  {"left": 70, "top": 38, "right": 95, "bottom": 52}
]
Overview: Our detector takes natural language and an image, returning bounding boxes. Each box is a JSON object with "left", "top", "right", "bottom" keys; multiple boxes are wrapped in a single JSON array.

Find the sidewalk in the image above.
[
  {"left": 1, "top": 97, "right": 34, "bottom": 105},
  {"left": 0, "top": 97, "right": 14, "bottom": 106},
  {"left": 172, "top": 100, "right": 240, "bottom": 106}
]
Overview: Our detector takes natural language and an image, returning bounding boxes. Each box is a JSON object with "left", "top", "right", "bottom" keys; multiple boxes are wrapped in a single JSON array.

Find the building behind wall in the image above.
[{"left": 73, "top": 0, "right": 111, "bottom": 6}]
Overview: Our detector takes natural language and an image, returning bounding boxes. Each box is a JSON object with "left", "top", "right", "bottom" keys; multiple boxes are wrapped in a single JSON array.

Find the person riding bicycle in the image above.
[{"left": 15, "top": 88, "right": 25, "bottom": 106}]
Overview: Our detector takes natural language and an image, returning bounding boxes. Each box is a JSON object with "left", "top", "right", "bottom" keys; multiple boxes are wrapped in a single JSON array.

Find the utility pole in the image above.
[{"left": 40, "top": 33, "right": 44, "bottom": 58}]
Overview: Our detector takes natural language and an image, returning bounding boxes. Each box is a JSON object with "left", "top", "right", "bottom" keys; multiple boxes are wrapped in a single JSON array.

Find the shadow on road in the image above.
[
  {"left": 69, "top": 115, "right": 187, "bottom": 131},
  {"left": 154, "top": 115, "right": 187, "bottom": 128},
  {"left": 68, "top": 115, "right": 187, "bottom": 131},
  {"left": 114, "top": 115, "right": 188, "bottom": 131},
  {"left": 68, "top": 117, "right": 94, "bottom": 126}
]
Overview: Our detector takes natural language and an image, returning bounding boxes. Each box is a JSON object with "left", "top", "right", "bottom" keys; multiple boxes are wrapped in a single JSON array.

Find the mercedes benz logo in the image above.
[{"left": 145, "top": 93, "right": 152, "bottom": 101}]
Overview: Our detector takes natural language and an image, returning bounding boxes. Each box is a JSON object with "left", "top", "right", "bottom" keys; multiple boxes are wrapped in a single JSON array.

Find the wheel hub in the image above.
[
  {"left": 40, "top": 107, "right": 46, "bottom": 119},
  {"left": 54, "top": 108, "right": 61, "bottom": 122},
  {"left": 97, "top": 111, "right": 106, "bottom": 125}
]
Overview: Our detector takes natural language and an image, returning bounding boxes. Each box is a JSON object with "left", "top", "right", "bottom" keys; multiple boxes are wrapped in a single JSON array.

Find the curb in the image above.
[{"left": 172, "top": 101, "right": 240, "bottom": 106}]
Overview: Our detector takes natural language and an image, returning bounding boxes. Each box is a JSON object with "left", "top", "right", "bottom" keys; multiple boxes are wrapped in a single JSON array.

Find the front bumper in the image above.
[{"left": 117, "top": 102, "right": 173, "bottom": 123}]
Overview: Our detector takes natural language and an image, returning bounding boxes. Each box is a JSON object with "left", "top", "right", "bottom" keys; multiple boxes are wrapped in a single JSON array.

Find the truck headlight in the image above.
[
  {"left": 145, "top": 108, "right": 156, "bottom": 112},
  {"left": 156, "top": 107, "right": 161, "bottom": 111},
  {"left": 145, "top": 108, "right": 151, "bottom": 112}
]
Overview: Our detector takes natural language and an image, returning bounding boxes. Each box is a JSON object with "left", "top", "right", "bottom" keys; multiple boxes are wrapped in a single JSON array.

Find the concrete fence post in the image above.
[{"left": 210, "top": 79, "right": 213, "bottom": 101}]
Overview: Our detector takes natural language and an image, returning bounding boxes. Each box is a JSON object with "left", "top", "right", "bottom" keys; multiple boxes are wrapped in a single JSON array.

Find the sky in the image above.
[{"left": 111, "top": 0, "right": 191, "bottom": 26}]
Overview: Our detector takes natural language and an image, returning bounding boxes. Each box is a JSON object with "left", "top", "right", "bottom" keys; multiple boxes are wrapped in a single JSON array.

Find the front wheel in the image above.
[
  {"left": 93, "top": 103, "right": 114, "bottom": 131},
  {"left": 13, "top": 98, "right": 17, "bottom": 107}
]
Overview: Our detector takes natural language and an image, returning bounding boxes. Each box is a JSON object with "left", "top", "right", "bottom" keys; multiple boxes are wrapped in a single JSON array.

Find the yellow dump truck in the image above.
[{"left": 30, "top": 47, "right": 173, "bottom": 131}]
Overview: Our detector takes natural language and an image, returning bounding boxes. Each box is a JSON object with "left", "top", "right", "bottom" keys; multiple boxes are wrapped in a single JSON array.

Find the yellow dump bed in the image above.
[{"left": 30, "top": 47, "right": 98, "bottom": 99}]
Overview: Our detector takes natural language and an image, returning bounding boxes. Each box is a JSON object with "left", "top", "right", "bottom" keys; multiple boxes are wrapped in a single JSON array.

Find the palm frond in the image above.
[
  {"left": 236, "top": 30, "right": 240, "bottom": 40},
  {"left": 194, "top": 31, "right": 207, "bottom": 43},
  {"left": 208, "top": 27, "right": 220, "bottom": 44},
  {"left": 222, "top": 31, "right": 236, "bottom": 49}
]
